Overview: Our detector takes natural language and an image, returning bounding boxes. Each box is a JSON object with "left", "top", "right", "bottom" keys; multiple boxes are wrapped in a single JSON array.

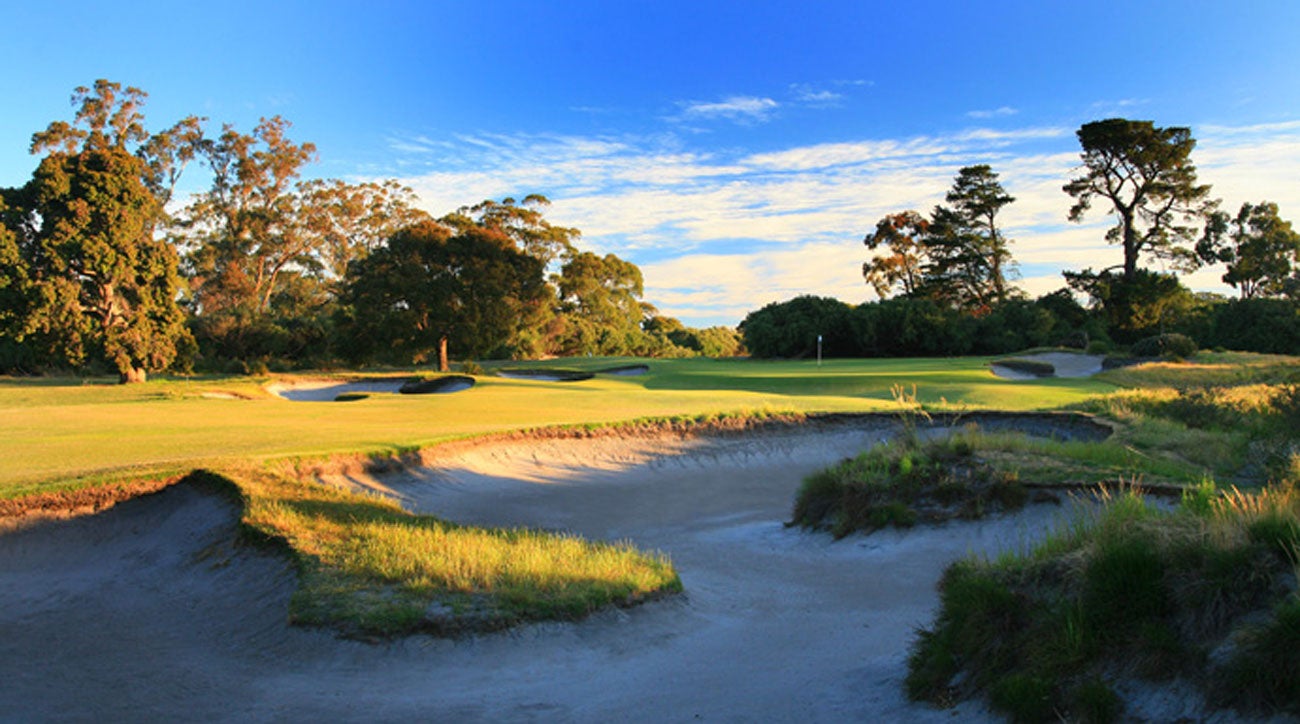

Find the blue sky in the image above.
[{"left": 3, "top": 1, "right": 1299, "bottom": 326}]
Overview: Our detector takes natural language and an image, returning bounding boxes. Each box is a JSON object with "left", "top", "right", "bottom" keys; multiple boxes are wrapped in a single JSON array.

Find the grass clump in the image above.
[
  {"left": 907, "top": 484, "right": 1300, "bottom": 720},
  {"left": 233, "top": 469, "right": 681, "bottom": 637},
  {"left": 791, "top": 429, "right": 1030, "bottom": 538}
]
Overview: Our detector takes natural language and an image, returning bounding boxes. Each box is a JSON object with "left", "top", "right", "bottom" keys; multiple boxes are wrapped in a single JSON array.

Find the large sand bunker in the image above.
[
  {"left": 990, "top": 351, "right": 1105, "bottom": 380},
  {"left": 3, "top": 418, "right": 1167, "bottom": 721}
]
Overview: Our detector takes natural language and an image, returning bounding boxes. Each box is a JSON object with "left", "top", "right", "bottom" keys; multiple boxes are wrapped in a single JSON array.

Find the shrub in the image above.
[{"left": 1131, "top": 332, "right": 1198, "bottom": 359}]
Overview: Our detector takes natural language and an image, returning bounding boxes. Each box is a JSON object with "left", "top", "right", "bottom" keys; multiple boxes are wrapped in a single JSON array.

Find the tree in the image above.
[
  {"left": 338, "top": 221, "right": 547, "bottom": 371},
  {"left": 6, "top": 80, "right": 195, "bottom": 382},
  {"left": 863, "top": 166, "right": 1017, "bottom": 311},
  {"left": 180, "top": 116, "right": 319, "bottom": 319},
  {"left": 1063, "top": 118, "right": 1214, "bottom": 281},
  {"left": 740, "top": 296, "right": 854, "bottom": 358},
  {"left": 1198, "top": 201, "right": 1300, "bottom": 299},
  {"left": 441, "top": 195, "right": 579, "bottom": 267},
  {"left": 554, "top": 251, "right": 649, "bottom": 355},
  {"left": 863, "top": 211, "right": 928, "bottom": 299},
  {"left": 940, "top": 164, "right": 1015, "bottom": 303},
  {"left": 298, "top": 178, "right": 432, "bottom": 279}
]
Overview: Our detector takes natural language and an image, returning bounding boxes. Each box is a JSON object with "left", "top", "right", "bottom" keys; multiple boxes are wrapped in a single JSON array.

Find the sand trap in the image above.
[
  {"left": 267, "top": 379, "right": 406, "bottom": 401},
  {"left": 0, "top": 419, "right": 1219, "bottom": 720},
  {"left": 267, "top": 377, "right": 475, "bottom": 401},
  {"left": 990, "top": 351, "right": 1104, "bottom": 380}
]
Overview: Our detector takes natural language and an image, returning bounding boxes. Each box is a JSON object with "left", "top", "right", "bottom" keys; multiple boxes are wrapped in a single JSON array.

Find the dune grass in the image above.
[
  {"left": 195, "top": 467, "right": 680, "bottom": 637},
  {"left": 906, "top": 484, "right": 1300, "bottom": 721},
  {"left": 895, "top": 352, "right": 1300, "bottom": 720}
]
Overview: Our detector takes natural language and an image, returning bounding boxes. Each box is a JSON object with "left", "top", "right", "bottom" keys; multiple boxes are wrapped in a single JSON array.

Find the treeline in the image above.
[
  {"left": 0, "top": 81, "right": 740, "bottom": 381},
  {"left": 741, "top": 293, "right": 1300, "bottom": 359},
  {"left": 743, "top": 118, "right": 1300, "bottom": 359}
]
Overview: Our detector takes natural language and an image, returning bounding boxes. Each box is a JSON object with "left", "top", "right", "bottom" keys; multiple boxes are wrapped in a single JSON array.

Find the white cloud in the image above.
[
  {"left": 383, "top": 119, "right": 1300, "bottom": 327},
  {"left": 790, "top": 83, "right": 844, "bottom": 107},
  {"left": 678, "top": 96, "right": 779, "bottom": 123},
  {"left": 967, "top": 106, "right": 1018, "bottom": 119}
]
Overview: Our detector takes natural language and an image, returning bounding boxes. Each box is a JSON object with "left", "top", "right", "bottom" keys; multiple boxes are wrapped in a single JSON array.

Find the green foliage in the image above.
[
  {"left": 1064, "top": 118, "right": 1213, "bottom": 281},
  {"left": 791, "top": 428, "right": 1030, "bottom": 537},
  {"left": 740, "top": 295, "right": 854, "bottom": 358},
  {"left": 1130, "top": 332, "right": 1198, "bottom": 359},
  {"left": 864, "top": 166, "right": 1017, "bottom": 312},
  {"left": 909, "top": 485, "right": 1300, "bottom": 718},
  {"left": 338, "top": 221, "right": 548, "bottom": 371},
  {"left": 988, "top": 674, "right": 1056, "bottom": 723},
  {"left": 7, "top": 81, "right": 191, "bottom": 382},
  {"left": 1205, "top": 298, "right": 1300, "bottom": 355},
  {"left": 551, "top": 251, "right": 650, "bottom": 356},
  {"left": 1211, "top": 596, "right": 1300, "bottom": 714},
  {"left": 1066, "top": 269, "right": 1196, "bottom": 343},
  {"left": 1199, "top": 201, "right": 1300, "bottom": 300}
]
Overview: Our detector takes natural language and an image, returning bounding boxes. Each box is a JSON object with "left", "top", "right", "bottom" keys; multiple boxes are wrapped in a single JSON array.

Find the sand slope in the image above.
[{"left": 3, "top": 421, "right": 1120, "bottom": 721}]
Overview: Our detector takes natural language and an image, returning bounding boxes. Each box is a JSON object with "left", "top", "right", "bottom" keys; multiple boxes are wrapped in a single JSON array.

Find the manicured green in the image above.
[{"left": 0, "top": 356, "right": 1112, "bottom": 495}]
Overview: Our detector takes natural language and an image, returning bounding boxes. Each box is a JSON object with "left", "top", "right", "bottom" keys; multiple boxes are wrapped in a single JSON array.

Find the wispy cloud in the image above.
[
  {"left": 384, "top": 120, "right": 1300, "bottom": 326},
  {"left": 678, "top": 96, "right": 779, "bottom": 124},
  {"left": 790, "top": 83, "right": 844, "bottom": 107},
  {"left": 967, "top": 106, "right": 1018, "bottom": 119}
]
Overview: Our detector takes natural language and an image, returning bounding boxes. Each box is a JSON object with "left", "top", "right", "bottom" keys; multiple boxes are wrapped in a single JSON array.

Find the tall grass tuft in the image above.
[
  {"left": 236, "top": 470, "right": 681, "bottom": 636},
  {"left": 907, "top": 484, "right": 1300, "bottom": 719}
]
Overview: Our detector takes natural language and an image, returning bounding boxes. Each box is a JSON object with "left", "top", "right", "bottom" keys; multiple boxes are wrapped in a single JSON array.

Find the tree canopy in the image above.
[
  {"left": 1198, "top": 201, "right": 1300, "bottom": 299},
  {"left": 338, "top": 221, "right": 548, "bottom": 371},
  {"left": 863, "top": 165, "right": 1017, "bottom": 312},
  {"left": 1063, "top": 118, "right": 1213, "bottom": 280},
  {"left": 2, "top": 80, "right": 193, "bottom": 382}
]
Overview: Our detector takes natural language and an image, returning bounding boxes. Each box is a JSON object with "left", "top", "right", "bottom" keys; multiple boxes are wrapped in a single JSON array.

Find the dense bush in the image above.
[
  {"left": 1130, "top": 332, "right": 1198, "bottom": 359},
  {"left": 1202, "top": 298, "right": 1300, "bottom": 355},
  {"left": 742, "top": 293, "right": 1091, "bottom": 359},
  {"left": 739, "top": 295, "right": 854, "bottom": 358}
]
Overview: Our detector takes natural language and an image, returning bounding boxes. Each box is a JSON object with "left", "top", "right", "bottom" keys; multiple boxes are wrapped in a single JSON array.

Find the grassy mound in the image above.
[
  {"left": 225, "top": 467, "right": 681, "bottom": 637},
  {"left": 791, "top": 431, "right": 1031, "bottom": 537},
  {"left": 906, "top": 485, "right": 1300, "bottom": 721}
]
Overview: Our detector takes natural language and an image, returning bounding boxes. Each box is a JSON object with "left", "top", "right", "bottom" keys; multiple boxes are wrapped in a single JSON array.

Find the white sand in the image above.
[
  {"left": 0, "top": 421, "right": 1227, "bottom": 721},
  {"left": 266, "top": 379, "right": 406, "bottom": 401}
]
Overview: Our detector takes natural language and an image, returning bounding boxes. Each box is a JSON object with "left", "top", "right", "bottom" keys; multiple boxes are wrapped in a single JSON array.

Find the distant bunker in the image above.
[{"left": 268, "top": 376, "right": 475, "bottom": 402}]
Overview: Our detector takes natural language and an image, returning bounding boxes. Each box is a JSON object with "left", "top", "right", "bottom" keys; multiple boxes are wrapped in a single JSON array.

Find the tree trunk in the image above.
[
  {"left": 438, "top": 336, "right": 450, "bottom": 372},
  {"left": 119, "top": 367, "right": 147, "bottom": 384}
]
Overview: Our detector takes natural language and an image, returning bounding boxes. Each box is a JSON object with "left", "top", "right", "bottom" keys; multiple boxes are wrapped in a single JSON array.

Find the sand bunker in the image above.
[
  {"left": 268, "top": 377, "right": 474, "bottom": 401},
  {"left": 0, "top": 417, "right": 1213, "bottom": 720},
  {"left": 990, "top": 351, "right": 1105, "bottom": 380}
]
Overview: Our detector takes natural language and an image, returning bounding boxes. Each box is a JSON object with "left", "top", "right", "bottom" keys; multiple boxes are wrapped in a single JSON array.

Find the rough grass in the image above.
[
  {"left": 791, "top": 429, "right": 1032, "bottom": 538},
  {"left": 907, "top": 484, "right": 1300, "bottom": 721},
  {"left": 228, "top": 467, "right": 681, "bottom": 637}
]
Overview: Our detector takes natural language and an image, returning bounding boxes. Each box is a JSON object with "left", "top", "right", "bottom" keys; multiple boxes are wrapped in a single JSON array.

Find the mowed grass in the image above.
[{"left": 0, "top": 356, "right": 1112, "bottom": 495}]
